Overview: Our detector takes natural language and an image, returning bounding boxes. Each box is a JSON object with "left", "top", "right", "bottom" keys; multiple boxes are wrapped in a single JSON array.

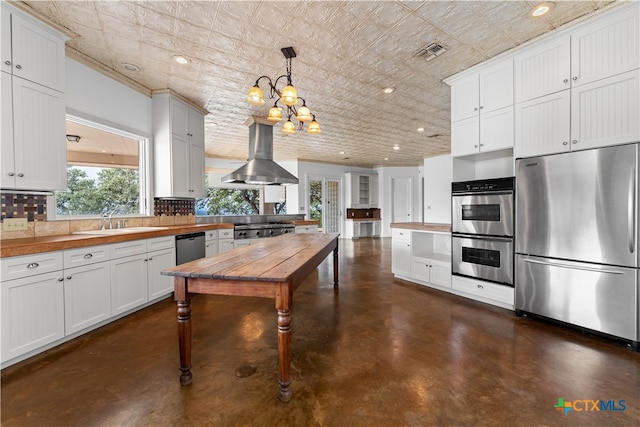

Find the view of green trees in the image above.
[
  {"left": 196, "top": 187, "right": 261, "bottom": 215},
  {"left": 56, "top": 167, "right": 139, "bottom": 216},
  {"left": 309, "top": 179, "right": 322, "bottom": 228}
]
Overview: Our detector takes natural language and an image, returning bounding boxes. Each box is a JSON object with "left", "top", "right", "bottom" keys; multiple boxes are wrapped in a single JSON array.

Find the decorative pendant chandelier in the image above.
[{"left": 246, "top": 47, "right": 321, "bottom": 135}]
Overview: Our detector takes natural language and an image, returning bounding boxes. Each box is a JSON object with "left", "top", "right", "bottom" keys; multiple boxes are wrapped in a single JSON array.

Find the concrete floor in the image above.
[{"left": 1, "top": 237, "right": 639, "bottom": 426}]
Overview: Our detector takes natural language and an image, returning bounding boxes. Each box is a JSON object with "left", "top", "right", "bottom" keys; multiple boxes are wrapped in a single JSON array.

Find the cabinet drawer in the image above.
[
  {"left": 219, "top": 229, "right": 233, "bottom": 239},
  {"left": 1, "top": 251, "right": 63, "bottom": 281},
  {"left": 391, "top": 228, "right": 410, "bottom": 243},
  {"left": 205, "top": 230, "right": 218, "bottom": 241},
  {"left": 147, "top": 236, "right": 174, "bottom": 252},
  {"left": 110, "top": 240, "right": 147, "bottom": 259},
  {"left": 63, "top": 245, "right": 110, "bottom": 268},
  {"left": 452, "top": 276, "right": 514, "bottom": 306}
]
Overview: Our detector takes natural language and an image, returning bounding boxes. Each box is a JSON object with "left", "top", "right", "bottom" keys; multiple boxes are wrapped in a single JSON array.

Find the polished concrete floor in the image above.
[{"left": 2, "top": 237, "right": 639, "bottom": 427}]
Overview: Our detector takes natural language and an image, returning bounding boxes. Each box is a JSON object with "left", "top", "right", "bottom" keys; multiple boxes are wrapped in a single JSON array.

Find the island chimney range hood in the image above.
[{"left": 222, "top": 116, "right": 299, "bottom": 185}]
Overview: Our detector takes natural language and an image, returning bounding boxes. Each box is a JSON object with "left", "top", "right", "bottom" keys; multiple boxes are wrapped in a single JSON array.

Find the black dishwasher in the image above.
[{"left": 175, "top": 232, "right": 206, "bottom": 265}]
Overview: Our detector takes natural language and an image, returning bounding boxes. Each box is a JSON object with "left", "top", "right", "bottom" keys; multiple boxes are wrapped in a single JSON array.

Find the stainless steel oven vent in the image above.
[{"left": 415, "top": 42, "right": 447, "bottom": 61}]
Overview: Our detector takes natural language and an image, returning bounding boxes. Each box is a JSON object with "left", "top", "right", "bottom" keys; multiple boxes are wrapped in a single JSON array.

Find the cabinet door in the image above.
[
  {"left": 570, "top": 70, "right": 640, "bottom": 151},
  {"left": 480, "top": 106, "right": 514, "bottom": 153},
  {"left": 219, "top": 239, "right": 234, "bottom": 253},
  {"left": 368, "top": 175, "right": 379, "bottom": 207},
  {"left": 147, "top": 247, "right": 176, "bottom": 300},
  {"left": 515, "top": 35, "right": 571, "bottom": 102},
  {"left": 11, "top": 76, "right": 66, "bottom": 190},
  {"left": 411, "top": 258, "right": 430, "bottom": 282},
  {"left": 110, "top": 254, "right": 148, "bottom": 315},
  {"left": 450, "top": 74, "right": 479, "bottom": 121},
  {"left": 205, "top": 239, "right": 219, "bottom": 257},
  {"left": 429, "top": 259, "right": 452, "bottom": 288},
  {"left": 170, "top": 98, "right": 189, "bottom": 137},
  {"left": 1, "top": 71, "right": 15, "bottom": 188},
  {"left": 1, "top": 7, "right": 10, "bottom": 74},
  {"left": 451, "top": 116, "right": 479, "bottom": 157},
  {"left": 64, "top": 262, "right": 111, "bottom": 335},
  {"left": 170, "top": 132, "right": 190, "bottom": 198},
  {"left": 1, "top": 271, "right": 64, "bottom": 363},
  {"left": 479, "top": 60, "right": 513, "bottom": 113},
  {"left": 189, "top": 138, "right": 205, "bottom": 197},
  {"left": 10, "top": 12, "right": 65, "bottom": 92},
  {"left": 392, "top": 240, "right": 411, "bottom": 277},
  {"left": 571, "top": 8, "right": 639, "bottom": 88},
  {"left": 515, "top": 90, "right": 571, "bottom": 158}
]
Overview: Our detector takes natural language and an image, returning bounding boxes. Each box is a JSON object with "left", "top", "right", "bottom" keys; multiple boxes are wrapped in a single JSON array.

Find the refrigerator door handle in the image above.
[
  {"left": 628, "top": 167, "right": 636, "bottom": 253},
  {"left": 522, "top": 258, "right": 625, "bottom": 275}
]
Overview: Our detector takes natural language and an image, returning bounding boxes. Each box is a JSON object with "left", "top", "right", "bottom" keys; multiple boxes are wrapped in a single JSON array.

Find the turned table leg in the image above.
[
  {"left": 276, "top": 282, "right": 293, "bottom": 402},
  {"left": 333, "top": 242, "right": 339, "bottom": 289},
  {"left": 175, "top": 277, "right": 192, "bottom": 386}
]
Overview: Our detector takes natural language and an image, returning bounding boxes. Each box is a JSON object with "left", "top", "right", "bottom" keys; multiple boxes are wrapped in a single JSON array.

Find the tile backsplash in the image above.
[
  {"left": 1, "top": 193, "right": 47, "bottom": 221},
  {"left": 153, "top": 198, "right": 195, "bottom": 216}
]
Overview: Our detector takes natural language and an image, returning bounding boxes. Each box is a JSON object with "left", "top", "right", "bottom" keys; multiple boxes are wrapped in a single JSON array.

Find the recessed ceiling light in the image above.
[
  {"left": 417, "top": 127, "right": 424, "bottom": 132},
  {"left": 383, "top": 87, "right": 395, "bottom": 94},
  {"left": 339, "top": 151, "right": 345, "bottom": 155},
  {"left": 122, "top": 63, "right": 139, "bottom": 72},
  {"left": 529, "top": 2, "right": 555, "bottom": 18},
  {"left": 393, "top": 145, "right": 400, "bottom": 150},
  {"left": 384, "top": 157, "right": 389, "bottom": 161},
  {"left": 173, "top": 55, "right": 191, "bottom": 65}
]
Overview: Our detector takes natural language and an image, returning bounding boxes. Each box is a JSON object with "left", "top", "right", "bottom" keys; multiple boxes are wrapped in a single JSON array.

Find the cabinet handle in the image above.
[
  {"left": 148, "top": 257, "right": 153, "bottom": 261},
  {"left": 17, "top": 173, "right": 24, "bottom": 177},
  {"left": 572, "top": 76, "right": 578, "bottom": 81},
  {"left": 84, "top": 253, "right": 93, "bottom": 259},
  {"left": 563, "top": 79, "right": 569, "bottom": 83},
  {"left": 58, "top": 277, "right": 64, "bottom": 282},
  {"left": 66, "top": 276, "right": 72, "bottom": 280},
  {"left": 26, "top": 262, "right": 39, "bottom": 269},
  {"left": 562, "top": 141, "right": 568, "bottom": 145},
  {"left": 4, "top": 60, "right": 10, "bottom": 66},
  {"left": 479, "top": 106, "right": 484, "bottom": 110},
  {"left": 15, "top": 64, "right": 21, "bottom": 69},
  {"left": 572, "top": 140, "right": 577, "bottom": 144},
  {"left": 474, "top": 145, "right": 478, "bottom": 148},
  {"left": 480, "top": 144, "right": 484, "bottom": 147},
  {"left": 144, "top": 258, "right": 148, "bottom": 262},
  {"left": 477, "top": 284, "right": 484, "bottom": 289},
  {"left": 7, "top": 172, "right": 14, "bottom": 176},
  {"left": 473, "top": 107, "right": 478, "bottom": 111}
]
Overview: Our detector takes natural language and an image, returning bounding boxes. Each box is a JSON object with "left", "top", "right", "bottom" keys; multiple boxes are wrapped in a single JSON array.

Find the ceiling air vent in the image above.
[{"left": 415, "top": 42, "right": 447, "bottom": 61}]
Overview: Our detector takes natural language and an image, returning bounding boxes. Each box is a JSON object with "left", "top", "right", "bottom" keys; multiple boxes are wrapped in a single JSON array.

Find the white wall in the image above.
[
  {"left": 377, "top": 166, "right": 422, "bottom": 237},
  {"left": 65, "top": 58, "right": 152, "bottom": 137}
]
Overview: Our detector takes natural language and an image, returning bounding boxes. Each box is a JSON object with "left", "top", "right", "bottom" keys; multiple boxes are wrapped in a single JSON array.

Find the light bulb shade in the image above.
[
  {"left": 280, "top": 85, "right": 298, "bottom": 106},
  {"left": 268, "top": 106, "right": 283, "bottom": 122},
  {"left": 246, "top": 85, "right": 265, "bottom": 106},
  {"left": 282, "top": 120, "right": 296, "bottom": 134},
  {"left": 296, "top": 105, "right": 312, "bottom": 122},
  {"left": 307, "top": 119, "right": 321, "bottom": 134}
]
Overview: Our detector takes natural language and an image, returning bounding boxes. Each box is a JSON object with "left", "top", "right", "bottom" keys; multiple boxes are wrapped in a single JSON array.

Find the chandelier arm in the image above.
[{"left": 254, "top": 75, "right": 273, "bottom": 86}]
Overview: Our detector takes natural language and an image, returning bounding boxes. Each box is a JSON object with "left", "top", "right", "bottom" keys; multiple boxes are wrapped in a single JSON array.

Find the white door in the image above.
[
  {"left": 392, "top": 177, "right": 412, "bottom": 223},
  {"left": 308, "top": 175, "right": 342, "bottom": 234},
  {"left": 325, "top": 178, "right": 341, "bottom": 234}
]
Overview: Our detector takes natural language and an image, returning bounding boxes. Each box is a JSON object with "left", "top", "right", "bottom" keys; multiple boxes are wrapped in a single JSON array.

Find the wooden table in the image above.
[{"left": 161, "top": 233, "right": 339, "bottom": 402}]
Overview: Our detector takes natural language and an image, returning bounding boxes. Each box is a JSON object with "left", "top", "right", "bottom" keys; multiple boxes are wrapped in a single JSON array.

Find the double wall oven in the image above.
[{"left": 451, "top": 177, "right": 515, "bottom": 287}]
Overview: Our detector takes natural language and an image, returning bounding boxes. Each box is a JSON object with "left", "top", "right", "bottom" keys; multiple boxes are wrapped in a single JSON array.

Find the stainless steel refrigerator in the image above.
[{"left": 515, "top": 143, "right": 639, "bottom": 348}]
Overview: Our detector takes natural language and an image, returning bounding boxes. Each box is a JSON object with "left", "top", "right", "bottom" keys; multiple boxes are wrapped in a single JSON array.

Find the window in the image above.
[{"left": 55, "top": 116, "right": 149, "bottom": 217}]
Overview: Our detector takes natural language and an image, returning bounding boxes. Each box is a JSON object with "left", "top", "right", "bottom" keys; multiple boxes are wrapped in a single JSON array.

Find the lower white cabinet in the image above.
[
  {"left": 110, "top": 252, "right": 148, "bottom": 316},
  {"left": 234, "top": 240, "right": 251, "bottom": 248},
  {"left": 411, "top": 257, "right": 451, "bottom": 289},
  {"left": 205, "top": 230, "right": 219, "bottom": 257},
  {"left": 1, "top": 270, "right": 65, "bottom": 363},
  {"left": 218, "top": 229, "right": 234, "bottom": 253},
  {"left": 295, "top": 224, "right": 319, "bottom": 234},
  {"left": 63, "top": 261, "right": 111, "bottom": 335},
  {"left": 451, "top": 275, "right": 514, "bottom": 310},
  {"left": 345, "top": 220, "right": 380, "bottom": 239},
  {"left": 147, "top": 246, "right": 176, "bottom": 300},
  {"left": 391, "top": 229, "right": 412, "bottom": 277}
]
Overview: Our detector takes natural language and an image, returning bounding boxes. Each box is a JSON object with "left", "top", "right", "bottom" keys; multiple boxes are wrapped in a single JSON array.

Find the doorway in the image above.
[
  {"left": 392, "top": 177, "right": 413, "bottom": 223},
  {"left": 308, "top": 175, "right": 342, "bottom": 234}
]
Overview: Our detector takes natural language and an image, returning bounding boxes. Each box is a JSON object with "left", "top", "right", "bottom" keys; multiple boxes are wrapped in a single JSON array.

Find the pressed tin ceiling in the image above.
[{"left": 19, "top": 0, "right": 620, "bottom": 168}]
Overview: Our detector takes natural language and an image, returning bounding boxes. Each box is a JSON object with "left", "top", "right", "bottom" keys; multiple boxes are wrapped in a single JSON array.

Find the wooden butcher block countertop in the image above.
[
  {"left": 390, "top": 222, "right": 451, "bottom": 233},
  {"left": 0, "top": 223, "right": 234, "bottom": 258}
]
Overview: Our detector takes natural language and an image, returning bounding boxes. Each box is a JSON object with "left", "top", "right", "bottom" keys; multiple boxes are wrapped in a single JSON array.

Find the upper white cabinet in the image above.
[
  {"left": 0, "top": 4, "right": 67, "bottom": 191},
  {"left": 515, "top": 3, "right": 639, "bottom": 158},
  {"left": 449, "top": 60, "right": 514, "bottom": 157},
  {"left": 152, "top": 93, "right": 206, "bottom": 198},
  {"left": 423, "top": 154, "right": 452, "bottom": 224},
  {"left": 1, "top": 4, "right": 66, "bottom": 92},
  {"left": 345, "top": 173, "right": 378, "bottom": 208}
]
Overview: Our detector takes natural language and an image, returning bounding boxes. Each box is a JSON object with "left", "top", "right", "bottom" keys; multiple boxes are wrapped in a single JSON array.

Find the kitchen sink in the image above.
[{"left": 73, "top": 226, "right": 169, "bottom": 235}]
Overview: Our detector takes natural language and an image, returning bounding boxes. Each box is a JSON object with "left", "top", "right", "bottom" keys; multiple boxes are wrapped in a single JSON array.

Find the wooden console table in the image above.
[{"left": 162, "top": 233, "right": 339, "bottom": 402}]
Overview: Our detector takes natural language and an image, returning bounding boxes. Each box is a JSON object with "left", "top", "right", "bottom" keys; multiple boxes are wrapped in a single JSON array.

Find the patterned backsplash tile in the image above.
[
  {"left": 1, "top": 193, "right": 47, "bottom": 221},
  {"left": 153, "top": 198, "right": 195, "bottom": 216}
]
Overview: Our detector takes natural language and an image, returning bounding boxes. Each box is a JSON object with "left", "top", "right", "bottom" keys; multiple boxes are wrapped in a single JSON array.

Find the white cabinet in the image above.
[
  {"left": 423, "top": 154, "right": 452, "bottom": 224},
  {"left": 344, "top": 220, "right": 380, "bottom": 239},
  {"left": 205, "top": 230, "right": 219, "bottom": 257},
  {"left": 345, "top": 173, "right": 378, "bottom": 208},
  {"left": 450, "top": 60, "right": 514, "bottom": 157},
  {"left": 110, "top": 240, "right": 148, "bottom": 316},
  {"left": 410, "top": 231, "right": 451, "bottom": 289},
  {"left": 1, "top": 251, "right": 65, "bottom": 363},
  {"left": 62, "top": 245, "right": 111, "bottom": 335},
  {"left": 152, "top": 93, "right": 206, "bottom": 198},
  {"left": 411, "top": 258, "right": 451, "bottom": 289},
  {"left": 391, "top": 228, "right": 412, "bottom": 277},
  {"left": 451, "top": 276, "right": 514, "bottom": 311},
  {"left": 218, "top": 229, "right": 234, "bottom": 253},
  {"left": 295, "top": 224, "right": 318, "bottom": 234},
  {"left": 233, "top": 240, "right": 251, "bottom": 248},
  {"left": 515, "top": 36, "right": 571, "bottom": 102},
  {"left": 147, "top": 237, "right": 176, "bottom": 300},
  {"left": 1, "top": 4, "right": 66, "bottom": 92}
]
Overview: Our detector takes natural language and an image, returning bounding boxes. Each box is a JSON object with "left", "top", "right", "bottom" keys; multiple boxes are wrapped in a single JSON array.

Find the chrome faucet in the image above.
[{"left": 102, "top": 205, "right": 127, "bottom": 229}]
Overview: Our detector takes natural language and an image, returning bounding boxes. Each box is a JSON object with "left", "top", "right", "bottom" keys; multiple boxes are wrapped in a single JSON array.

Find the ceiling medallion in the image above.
[{"left": 246, "top": 47, "right": 320, "bottom": 135}]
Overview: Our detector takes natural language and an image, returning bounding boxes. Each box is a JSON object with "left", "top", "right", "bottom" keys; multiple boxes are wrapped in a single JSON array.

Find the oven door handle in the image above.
[
  {"left": 452, "top": 190, "right": 513, "bottom": 197},
  {"left": 452, "top": 233, "right": 513, "bottom": 242},
  {"left": 522, "top": 258, "right": 625, "bottom": 275}
]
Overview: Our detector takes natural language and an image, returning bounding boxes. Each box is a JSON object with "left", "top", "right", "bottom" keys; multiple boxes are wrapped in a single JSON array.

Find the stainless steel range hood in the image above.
[{"left": 222, "top": 117, "right": 299, "bottom": 185}]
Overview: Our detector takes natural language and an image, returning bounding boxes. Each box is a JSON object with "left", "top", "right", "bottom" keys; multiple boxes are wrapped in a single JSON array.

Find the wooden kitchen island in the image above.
[{"left": 161, "top": 233, "right": 339, "bottom": 402}]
